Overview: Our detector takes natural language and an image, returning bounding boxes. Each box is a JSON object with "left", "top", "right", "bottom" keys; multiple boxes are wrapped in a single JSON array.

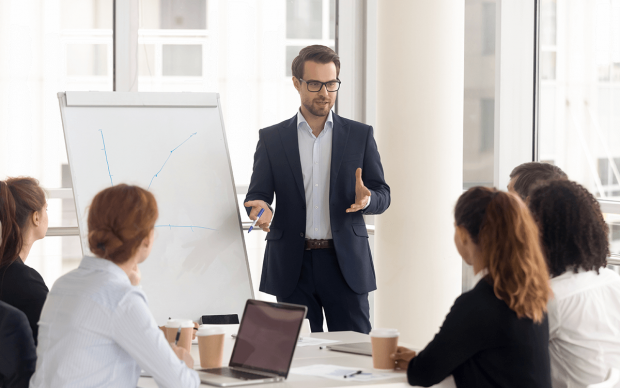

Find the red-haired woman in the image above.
[
  {"left": 0, "top": 177, "right": 49, "bottom": 343},
  {"left": 31, "top": 184, "right": 200, "bottom": 388},
  {"left": 392, "top": 188, "right": 552, "bottom": 388}
]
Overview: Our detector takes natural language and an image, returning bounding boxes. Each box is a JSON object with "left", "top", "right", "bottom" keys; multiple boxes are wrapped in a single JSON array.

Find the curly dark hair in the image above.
[{"left": 528, "top": 180, "right": 609, "bottom": 277}]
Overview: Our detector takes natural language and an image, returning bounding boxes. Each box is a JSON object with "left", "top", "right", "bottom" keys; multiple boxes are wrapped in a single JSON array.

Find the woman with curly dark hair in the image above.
[{"left": 528, "top": 180, "right": 620, "bottom": 388}]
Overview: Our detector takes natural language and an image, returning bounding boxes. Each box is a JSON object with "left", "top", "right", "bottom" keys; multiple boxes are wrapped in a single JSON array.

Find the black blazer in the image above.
[
  {"left": 0, "top": 300, "right": 36, "bottom": 388},
  {"left": 0, "top": 258, "right": 49, "bottom": 344},
  {"left": 407, "top": 278, "right": 552, "bottom": 388},
  {"left": 245, "top": 113, "right": 390, "bottom": 298}
]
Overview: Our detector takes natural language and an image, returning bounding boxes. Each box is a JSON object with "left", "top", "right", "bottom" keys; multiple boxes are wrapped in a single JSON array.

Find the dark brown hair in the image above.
[
  {"left": 455, "top": 187, "right": 550, "bottom": 323},
  {"left": 528, "top": 180, "right": 609, "bottom": 277},
  {"left": 0, "top": 177, "right": 47, "bottom": 267},
  {"left": 88, "top": 184, "right": 158, "bottom": 264},
  {"left": 509, "top": 162, "right": 568, "bottom": 199},
  {"left": 292, "top": 45, "right": 340, "bottom": 80}
]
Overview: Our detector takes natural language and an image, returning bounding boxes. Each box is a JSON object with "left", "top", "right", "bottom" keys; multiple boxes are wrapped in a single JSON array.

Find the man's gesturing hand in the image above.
[
  {"left": 244, "top": 200, "right": 273, "bottom": 232},
  {"left": 346, "top": 168, "right": 371, "bottom": 213}
]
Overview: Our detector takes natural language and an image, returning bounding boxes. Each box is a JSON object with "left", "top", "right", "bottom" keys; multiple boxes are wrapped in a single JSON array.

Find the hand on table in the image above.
[
  {"left": 244, "top": 200, "right": 273, "bottom": 232},
  {"left": 346, "top": 168, "right": 371, "bottom": 213},
  {"left": 171, "top": 343, "right": 194, "bottom": 369},
  {"left": 390, "top": 346, "right": 417, "bottom": 370}
]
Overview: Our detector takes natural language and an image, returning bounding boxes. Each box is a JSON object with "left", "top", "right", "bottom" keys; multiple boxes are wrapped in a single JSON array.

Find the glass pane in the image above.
[
  {"left": 162, "top": 45, "right": 202, "bottom": 76},
  {"left": 138, "top": 2, "right": 335, "bottom": 186},
  {"left": 540, "top": 51, "right": 556, "bottom": 80},
  {"left": 607, "top": 214, "right": 620, "bottom": 255},
  {"left": 286, "top": 0, "right": 323, "bottom": 39},
  {"left": 138, "top": 44, "right": 156, "bottom": 77},
  {"left": 67, "top": 44, "right": 108, "bottom": 76},
  {"left": 330, "top": 0, "right": 336, "bottom": 39},
  {"left": 140, "top": 0, "right": 207, "bottom": 29},
  {"left": 538, "top": 0, "right": 620, "bottom": 201},
  {"left": 286, "top": 46, "right": 304, "bottom": 77},
  {"left": 26, "top": 236, "right": 82, "bottom": 290},
  {"left": 463, "top": 0, "right": 496, "bottom": 189},
  {"left": 0, "top": 1, "right": 112, "bottom": 285},
  {"left": 540, "top": 0, "right": 557, "bottom": 46},
  {"left": 61, "top": 0, "right": 113, "bottom": 29}
]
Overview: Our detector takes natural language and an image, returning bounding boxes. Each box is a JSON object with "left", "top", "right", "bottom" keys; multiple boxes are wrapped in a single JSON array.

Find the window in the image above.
[
  {"left": 464, "top": 0, "right": 496, "bottom": 189},
  {"left": 1, "top": 0, "right": 337, "bottom": 292},
  {"left": 0, "top": 0, "right": 113, "bottom": 285},
  {"left": 285, "top": 0, "right": 336, "bottom": 77},
  {"left": 538, "top": 0, "right": 620, "bottom": 266},
  {"left": 538, "top": 0, "right": 620, "bottom": 201}
]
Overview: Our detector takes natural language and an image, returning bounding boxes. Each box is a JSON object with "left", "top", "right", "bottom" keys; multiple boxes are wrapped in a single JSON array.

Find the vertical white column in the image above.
[
  {"left": 114, "top": 0, "right": 139, "bottom": 92},
  {"left": 374, "top": 0, "right": 464, "bottom": 347}
]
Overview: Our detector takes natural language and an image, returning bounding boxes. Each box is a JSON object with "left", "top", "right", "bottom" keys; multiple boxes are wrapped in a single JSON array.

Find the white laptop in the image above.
[{"left": 198, "top": 299, "right": 307, "bottom": 387}]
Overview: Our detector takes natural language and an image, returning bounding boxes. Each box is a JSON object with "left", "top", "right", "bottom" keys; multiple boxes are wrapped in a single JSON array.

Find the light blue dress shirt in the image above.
[
  {"left": 297, "top": 109, "right": 369, "bottom": 240},
  {"left": 30, "top": 256, "right": 200, "bottom": 388}
]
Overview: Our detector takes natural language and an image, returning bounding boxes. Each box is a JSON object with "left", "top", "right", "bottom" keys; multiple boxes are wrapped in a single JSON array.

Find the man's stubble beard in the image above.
[{"left": 303, "top": 98, "right": 332, "bottom": 117}]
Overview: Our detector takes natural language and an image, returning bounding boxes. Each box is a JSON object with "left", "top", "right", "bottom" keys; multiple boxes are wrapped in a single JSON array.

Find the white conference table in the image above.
[{"left": 137, "top": 331, "right": 456, "bottom": 388}]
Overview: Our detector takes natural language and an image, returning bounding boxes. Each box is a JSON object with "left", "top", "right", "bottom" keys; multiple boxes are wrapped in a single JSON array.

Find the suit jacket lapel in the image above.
[
  {"left": 278, "top": 115, "right": 306, "bottom": 201},
  {"left": 330, "top": 113, "right": 351, "bottom": 201}
]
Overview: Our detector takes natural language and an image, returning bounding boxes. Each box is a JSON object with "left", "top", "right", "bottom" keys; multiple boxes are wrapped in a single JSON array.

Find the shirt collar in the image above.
[
  {"left": 297, "top": 109, "right": 333, "bottom": 135},
  {"left": 79, "top": 255, "right": 131, "bottom": 283}
]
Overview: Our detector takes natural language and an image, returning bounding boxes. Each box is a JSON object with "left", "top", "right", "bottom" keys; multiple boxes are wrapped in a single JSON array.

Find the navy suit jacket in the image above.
[{"left": 244, "top": 113, "right": 390, "bottom": 298}]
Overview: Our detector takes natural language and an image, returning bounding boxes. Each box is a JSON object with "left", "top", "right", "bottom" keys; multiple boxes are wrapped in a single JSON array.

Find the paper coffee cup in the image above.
[
  {"left": 196, "top": 325, "right": 226, "bottom": 369},
  {"left": 165, "top": 319, "right": 194, "bottom": 352},
  {"left": 370, "top": 328, "right": 399, "bottom": 371}
]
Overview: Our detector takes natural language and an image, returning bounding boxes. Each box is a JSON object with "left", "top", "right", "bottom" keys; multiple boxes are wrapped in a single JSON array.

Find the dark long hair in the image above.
[
  {"left": 0, "top": 177, "right": 47, "bottom": 267},
  {"left": 528, "top": 180, "right": 609, "bottom": 277},
  {"left": 455, "top": 187, "right": 550, "bottom": 323}
]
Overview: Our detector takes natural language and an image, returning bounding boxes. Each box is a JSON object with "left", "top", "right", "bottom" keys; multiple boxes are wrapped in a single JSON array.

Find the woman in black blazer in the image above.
[
  {"left": 392, "top": 187, "right": 552, "bottom": 388},
  {"left": 0, "top": 177, "right": 49, "bottom": 344}
]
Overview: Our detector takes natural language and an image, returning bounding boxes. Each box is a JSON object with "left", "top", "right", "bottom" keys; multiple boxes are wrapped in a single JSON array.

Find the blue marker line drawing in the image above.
[
  {"left": 155, "top": 224, "right": 216, "bottom": 232},
  {"left": 99, "top": 129, "right": 113, "bottom": 186},
  {"left": 148, "top": 132, "right": 198, "bottom": 189}
]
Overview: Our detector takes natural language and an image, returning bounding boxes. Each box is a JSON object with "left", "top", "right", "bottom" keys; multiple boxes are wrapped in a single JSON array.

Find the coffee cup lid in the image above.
[
  {"left": 165, "top": 319, "right": 194, "bottom": 328},
  {"left": 370, "top": 328, "right": 399, "bottom": 338},
  {"left": 196, "top": 325, "right": 226, "bottom": 336}
]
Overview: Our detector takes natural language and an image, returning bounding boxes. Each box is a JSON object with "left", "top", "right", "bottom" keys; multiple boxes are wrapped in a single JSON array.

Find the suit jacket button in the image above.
[{"left": 300, "top": 233, "right": 304, "bottom": 237}]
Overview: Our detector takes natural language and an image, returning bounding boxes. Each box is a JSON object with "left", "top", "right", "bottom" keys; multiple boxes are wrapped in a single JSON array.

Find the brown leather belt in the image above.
[{"left": 305, "top": 239, "right": 334, "bottom": 250}]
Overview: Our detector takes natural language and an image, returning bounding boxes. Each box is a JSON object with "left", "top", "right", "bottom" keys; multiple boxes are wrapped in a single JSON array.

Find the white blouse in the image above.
[
  {"left": 548, "top": 267, "right": 620, "bottom": 388},
  {"left": 30, "top": 256, "right": 200, "bottom": 388}
]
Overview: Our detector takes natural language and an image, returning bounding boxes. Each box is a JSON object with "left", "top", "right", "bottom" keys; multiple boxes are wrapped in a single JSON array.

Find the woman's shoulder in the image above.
[{"left": 0, "top": 259, "right": 48, "bottom": 295}]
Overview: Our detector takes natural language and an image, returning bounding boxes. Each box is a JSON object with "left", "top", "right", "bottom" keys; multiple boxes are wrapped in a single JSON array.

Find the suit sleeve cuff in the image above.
[{"left": 363, "top": 195, "right": 371, "bottom": 210}]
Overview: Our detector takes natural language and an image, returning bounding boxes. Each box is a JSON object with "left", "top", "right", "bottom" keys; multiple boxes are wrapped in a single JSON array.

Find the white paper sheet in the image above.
[
  {"left": 289, "top": 364, "right": 399, "bottom": 382},
  {"left": 296, "top": 337, "right": 341, "bottom": 347}
]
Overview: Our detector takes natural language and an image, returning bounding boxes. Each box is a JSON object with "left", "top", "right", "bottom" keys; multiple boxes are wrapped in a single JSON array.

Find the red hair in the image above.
[
  {"left": 0, "top": 177, "right": 46, "bottom": 267},
  {"left": 88, "top": 184, "right": 158, "bottom": 264},
  {"left": 455, "top": 187, "right": 550, "bottom": 323}
]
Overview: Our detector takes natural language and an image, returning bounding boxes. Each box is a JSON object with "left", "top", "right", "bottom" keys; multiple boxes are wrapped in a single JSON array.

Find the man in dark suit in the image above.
[{"left": 244, "top": 45, "right": 390, "bottom": 333}]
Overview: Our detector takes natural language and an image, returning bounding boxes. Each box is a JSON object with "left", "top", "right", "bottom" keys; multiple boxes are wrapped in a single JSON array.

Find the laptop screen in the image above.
[{"left": 229, "top": 300, "right": 306, "bottom": 377}]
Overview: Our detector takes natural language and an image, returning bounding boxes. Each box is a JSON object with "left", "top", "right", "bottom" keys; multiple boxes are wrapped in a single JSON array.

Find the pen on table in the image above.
[
  {"left": 248, "top": 208, "right": 265, "bottom": 233},
  {"left": 174, "top": 326, "right": 182, "bottom": 346},
  {"left": 343, "top": 370, "right": 362, "bottom": 378}
]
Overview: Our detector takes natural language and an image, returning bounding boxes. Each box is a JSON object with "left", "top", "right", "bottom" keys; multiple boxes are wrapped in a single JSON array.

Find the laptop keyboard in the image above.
[{"left": 205, "top": 367, "right": 271, "bottom": 380}]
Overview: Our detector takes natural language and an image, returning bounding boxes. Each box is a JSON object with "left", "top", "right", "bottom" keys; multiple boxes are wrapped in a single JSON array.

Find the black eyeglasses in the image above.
[{"left": 299, "top": 78, "right": 341, "bottom": 92}]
